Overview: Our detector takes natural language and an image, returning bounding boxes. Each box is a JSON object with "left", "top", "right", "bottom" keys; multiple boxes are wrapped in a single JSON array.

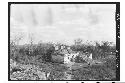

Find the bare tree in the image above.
[
  {"left": 10, "top": 32, "right": 24, "bottom": 45},
  {"left": 29, "top": 33, "right": 35, "bottom": 45},
  {"left": 28, "top": 33, "right": 35, "bottom": 56}
]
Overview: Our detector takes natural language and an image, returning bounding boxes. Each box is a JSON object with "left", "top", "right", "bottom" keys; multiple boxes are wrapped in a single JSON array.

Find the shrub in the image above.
[{"left": 75, "top": 56, "right": 87, "bottom": 63}]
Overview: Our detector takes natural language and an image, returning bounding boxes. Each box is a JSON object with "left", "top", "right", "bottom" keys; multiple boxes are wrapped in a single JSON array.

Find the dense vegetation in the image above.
[{"left": 9, "top": 39, "right": 116, "bottom": 80}]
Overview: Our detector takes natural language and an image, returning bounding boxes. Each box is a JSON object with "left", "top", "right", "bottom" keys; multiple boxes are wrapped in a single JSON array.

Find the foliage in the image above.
[
  {"left": 9, "top": 39, "right": 116, "bottom": 80},
  {"left": 72, "top": 58, "right": 116, "bottom": 80},
  {"left": 10, "top": 42, "right": 55, "bottom": 63},
  {"left": 71, "top": 41, "right": 116, "bottom": 59},
  {"left": 74, "top": 38, "right": 83, "bottom": 45}
]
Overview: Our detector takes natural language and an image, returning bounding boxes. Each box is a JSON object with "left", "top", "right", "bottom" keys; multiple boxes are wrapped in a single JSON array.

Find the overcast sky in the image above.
[{"left": 10, "top": 4, "right": 116, "bottom": 45}]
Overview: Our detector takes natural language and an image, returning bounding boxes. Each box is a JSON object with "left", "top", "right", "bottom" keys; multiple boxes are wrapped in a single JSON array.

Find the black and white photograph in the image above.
[{"left": 8, "top": 2, "right": 120, "bottom": 81}]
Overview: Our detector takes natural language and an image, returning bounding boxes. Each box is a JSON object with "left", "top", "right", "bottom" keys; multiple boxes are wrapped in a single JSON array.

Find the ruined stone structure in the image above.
[{"left": 53, "top": 44, "right": 93, "bottom": 64}]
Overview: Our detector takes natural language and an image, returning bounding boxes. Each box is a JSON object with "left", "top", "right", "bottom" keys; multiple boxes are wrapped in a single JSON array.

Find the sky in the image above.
[{"left": 10, "top": 4, "right": 116, "bottom": 45}]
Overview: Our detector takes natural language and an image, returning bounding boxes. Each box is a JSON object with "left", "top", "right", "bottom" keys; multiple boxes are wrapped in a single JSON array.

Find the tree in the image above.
[
  {"left": 10, "top": 32, "right": 24, "bottom": 45},
  {"left": 74, "top": 38, "right": 83, "bottom": 45},
  {"left": 27, "top": 33, "right": 35, "bottom": 56}
]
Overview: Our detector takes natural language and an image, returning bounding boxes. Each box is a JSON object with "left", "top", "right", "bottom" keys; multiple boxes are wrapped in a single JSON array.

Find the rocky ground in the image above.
[{"left": 10, "top": 55, "right": 116, "bottom": 80}]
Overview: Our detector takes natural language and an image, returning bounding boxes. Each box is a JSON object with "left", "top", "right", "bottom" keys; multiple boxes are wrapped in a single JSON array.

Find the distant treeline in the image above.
[{"left": 10, "top": 39, "right": 116, "bottom": 64}]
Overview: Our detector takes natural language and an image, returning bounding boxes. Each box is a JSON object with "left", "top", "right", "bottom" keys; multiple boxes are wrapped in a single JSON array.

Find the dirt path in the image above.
[{"left": 62, "top": 62, "right": 89, "bottom": 80}]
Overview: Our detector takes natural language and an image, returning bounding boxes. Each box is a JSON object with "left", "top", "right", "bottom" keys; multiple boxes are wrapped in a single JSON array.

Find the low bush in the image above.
[{"left": 9, "top": 40, "right": 116, "bottom": 80}]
